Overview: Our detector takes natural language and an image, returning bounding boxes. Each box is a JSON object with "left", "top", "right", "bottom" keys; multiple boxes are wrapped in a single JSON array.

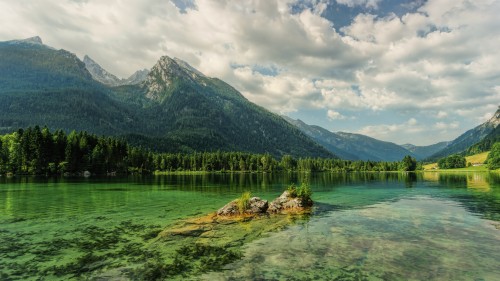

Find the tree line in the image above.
[
  {"left": 0, "top": 127, "right": 420, "bottom": 176},
  {"left": 437, "top": 154, "right": 467, "bottom": 169},
  {"left": 486, "top": 142, "right": 500, "bottom": 170}
]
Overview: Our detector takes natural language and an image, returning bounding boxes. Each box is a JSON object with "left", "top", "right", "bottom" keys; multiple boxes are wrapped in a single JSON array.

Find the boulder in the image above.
[
  {"left": 217, "top": 197, "right": 268, "bottom": 216},
  {"left": 267, "top": 191, "right": 312, "bottom": 213},
  {"left": 246, "top": 197, "right": 268, "bottom": 214},
  {"left": 217, "top": 200, "right": 239, "bottom": 216}
]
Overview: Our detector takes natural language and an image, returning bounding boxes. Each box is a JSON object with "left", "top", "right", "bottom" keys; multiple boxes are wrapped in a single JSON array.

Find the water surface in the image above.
[{"left": 1, "top": 172, "right": 499, "bottom": 280}]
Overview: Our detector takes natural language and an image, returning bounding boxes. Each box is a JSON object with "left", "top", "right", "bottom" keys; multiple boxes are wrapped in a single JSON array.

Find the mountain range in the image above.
[
  {"left": 0, "top": 36, "right": 331, "bottom": 158},
  {"left": 284, "top": 109, "right": 499, "bottom": 162},
  {"left": 283, "top": 116, "right": 449, "bottom": 161},
  {"left": 0, "top": 36, "right": 498, "bottom": 161}
]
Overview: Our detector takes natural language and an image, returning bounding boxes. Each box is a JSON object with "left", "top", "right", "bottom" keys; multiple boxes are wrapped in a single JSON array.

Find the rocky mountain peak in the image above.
[
  {"left": 124, "top": 69, "right": 149, "bottom": 85},
  {"left": 143, "top": 55, "right": 206, "bottom": 101},
  {"left": 6, "top": 36, "right": 45, "bottom": 47},
  {"left": 173, "top": 57, "right": 205, "bottom": 78},
  {"left": 487, "top": 106, "right": 500, "bottom": 127},
  {"left": 22, "top": 36, "right": 43, "bottom": 45},
  {"left": 154, "top": 56, "right": 205, "bottom": 80},
  {"left": 83, "top": 55, "right": 93, "bottom": 64},
  {"left": 83, "top": 55, "right": 121, "bottom": 86}
]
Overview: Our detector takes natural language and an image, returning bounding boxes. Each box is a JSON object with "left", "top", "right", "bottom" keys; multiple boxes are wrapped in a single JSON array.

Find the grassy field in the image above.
[
  {"left": 466, "top": 151, "right": 490, "bottom": 164},
  {"left": 423, "top": 151, "right": 490, "bottom": 171}
]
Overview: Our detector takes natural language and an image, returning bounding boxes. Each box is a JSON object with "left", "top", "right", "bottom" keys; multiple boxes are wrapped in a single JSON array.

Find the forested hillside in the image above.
[
  {"left": 467, "top": 125, "right": 500, "bottom": 155},
  {"left": 428, "top": 108, "right": 499, "bottom": 160}
]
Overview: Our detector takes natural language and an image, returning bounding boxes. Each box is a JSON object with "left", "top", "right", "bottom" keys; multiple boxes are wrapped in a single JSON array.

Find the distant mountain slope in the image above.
[
  {"left": 123, "top": 69, "right": 149, "bottom": 85},
  {"left": 429, "top": 107, "right": 500, "bottom": 160},
  {"left": 283, "top": 117, "right": 414, "bottom": 161},
  {"left": 281, "top": 117, "right": 359, "bottom": 160},
  {"left": 83, "top": 55, "right": 149, "bottom": 86},
  {"left": 335, "top": 132, "right": 416, "bottom": 161},
  {"left": 401, "top": 142, "right": 450, "bottom": 160},
  {"left": 83, "top": 55, "right": 122, "bottom": 86},
  {"left": 466, "top": 108, "right": 500, "bottom": 155},
  {"left": 0, "top": 37, "right": 332, "bottom": 158}
]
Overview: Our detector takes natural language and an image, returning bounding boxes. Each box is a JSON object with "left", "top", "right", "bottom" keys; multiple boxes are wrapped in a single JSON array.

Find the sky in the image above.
[{"left": 0, "top": 0, "right": 499, "bottom": 146}]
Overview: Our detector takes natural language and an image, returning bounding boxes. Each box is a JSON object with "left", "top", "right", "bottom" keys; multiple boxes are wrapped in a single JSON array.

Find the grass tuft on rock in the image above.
[
  {"left": 286, "top": 182, "right": 312, "bottom": 202},
  {"left": 237, "top": 191, "right": 251, "bottom": 213}
]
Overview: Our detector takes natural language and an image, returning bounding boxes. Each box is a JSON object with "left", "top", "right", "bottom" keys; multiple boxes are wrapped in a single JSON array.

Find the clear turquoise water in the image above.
[{"left": 1, "top": 172, "right": 499, "bottom": 280}]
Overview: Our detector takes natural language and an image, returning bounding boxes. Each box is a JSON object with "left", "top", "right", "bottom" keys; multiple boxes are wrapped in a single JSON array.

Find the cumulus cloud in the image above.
[
  {"left": 436, "top": 111, "right": 448, "bottom": 119},
  {"left": 434, "top": 121, "right": 459, "bottom": 130},
  {"left": 358, "top": 117, "right": 464, "bottom": 144},
  {"left": 0, "top": 0, "right": 498, "bottom": 144},
  {"left": 336, "top": 0, "right": 382, "bottom": 9},
  {"left": 358, "top": 118, "right": 429, "bottom": 144},
  {"left": 327, "top": 109, "right": 346, "bottom": 120},
  {"left": 233, "top": 66, "right": 324, "bottom": 114}
]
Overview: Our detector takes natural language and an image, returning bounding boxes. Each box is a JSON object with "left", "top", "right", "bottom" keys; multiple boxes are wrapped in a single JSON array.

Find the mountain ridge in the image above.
[
  {"left": 428, "top": 107, "right": 500, "bottom": 160},
  {"left": 401, "top": 142, "right": 450, "bottom": 160},
  {"left": 283, "top": 116, "right": 416, "bottom": 161},
  {"left": 0, "top": 36, "right": 333, "bottom": 158},
  {"left": 83, "top": 55, "right": 149, "bottom": 86}
]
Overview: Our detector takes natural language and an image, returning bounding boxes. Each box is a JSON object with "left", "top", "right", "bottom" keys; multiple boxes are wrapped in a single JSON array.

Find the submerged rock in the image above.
[
  {"left": 267, "top": 191, "right": 313, "bottom": 214},
  {"left": 217, "top": 197, "right": 268, "bottom": 216}
]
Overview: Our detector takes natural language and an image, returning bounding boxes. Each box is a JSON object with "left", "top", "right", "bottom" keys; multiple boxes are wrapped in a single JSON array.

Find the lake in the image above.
[{"left": 1, "top": 172, "right": 499, "bottom": 280}]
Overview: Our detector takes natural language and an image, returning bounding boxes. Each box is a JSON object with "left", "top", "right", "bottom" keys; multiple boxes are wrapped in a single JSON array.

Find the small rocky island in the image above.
[
  {"left": 217, "top": 183, "right": 313, "bottom": 217},
  {"left": 159, "top": 183, "right": 313, "bottom": 240}
]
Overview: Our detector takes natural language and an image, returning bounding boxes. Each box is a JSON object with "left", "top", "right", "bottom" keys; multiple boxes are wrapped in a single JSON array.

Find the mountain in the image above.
[
  {"left": 83, "top": 55, "right": 148, "bottom": 86},
  {"left": 8, "top": 36, "right": 45, "bottom": 46},
  {"left": 83, "top": 55, "right": 122, "bottom": 86},
  {"left": 401, "top": 142, "right": 450, "bottom": 160},
  {"left": 282, "top": 117, "right": 359, "bottom": 160},
  {"left": 465, "top": 107, "right": 500, "bottom": 155},
  {"left": 122, "top": 56, "right": 333, "bottom": 157},
  {"left": 0, "top": 37, "right": 332, "bottom": 158},
  {"left": 334, "top": 132, "right": 416, "bottom": 161},
  {"left": 283, "top": 117, "right": 414, "bottom": 161},
  {"left": 0, "top": 36, "right": 96, "bottom": 92},
  {"left": 0, "top": 37, "right": 140, "bottom": 135},
  {"left": 428, "top": 107, "right": 500, "bottom": 160},
  {"left": 466, "top": 125, "right": 500, "bottom": 155},
  {"left": 123, "top": 69, "right": 149, "bottom": 85}
]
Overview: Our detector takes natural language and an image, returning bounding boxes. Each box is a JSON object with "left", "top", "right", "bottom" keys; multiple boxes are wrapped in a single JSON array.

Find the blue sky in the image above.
[{"left": 0, "top": 0, "right": 498, "bottom": 145}]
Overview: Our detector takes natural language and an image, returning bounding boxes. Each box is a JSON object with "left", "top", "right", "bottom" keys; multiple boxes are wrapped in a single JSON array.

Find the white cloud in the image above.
[
  {"left": 336, "top": 0, "right": 382, "bottom": 9},
  {"left": 327, "top": 110, "right": 346, "bottom": 120},
  {"left": 232, "top": 66, "right": 324, "bottom": 114},
  {"left": 434, "top": 121, "right": 459, "bottom": 130},
  {"left": 436, "top": 111, "right": 448, "bottom": 119},
  {"left": 358, "top": 118, "right": 427, "bottom": 144}
]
